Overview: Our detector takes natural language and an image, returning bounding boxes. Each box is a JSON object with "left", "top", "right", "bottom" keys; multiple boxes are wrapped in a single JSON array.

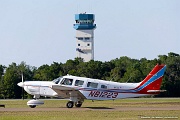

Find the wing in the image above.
[{"left": 50, "top": 85, "right": 86, "bottom": 99}]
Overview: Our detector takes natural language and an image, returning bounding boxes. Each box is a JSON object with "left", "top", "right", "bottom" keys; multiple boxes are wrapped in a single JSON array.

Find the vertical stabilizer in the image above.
[{"left": 135, "top": 64, "right": 166, "bottom": 94}]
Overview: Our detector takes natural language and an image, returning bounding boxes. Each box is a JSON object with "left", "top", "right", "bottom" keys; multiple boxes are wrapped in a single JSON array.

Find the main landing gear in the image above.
[{"left": 66, "top": 101, "right": 83, "bottom": 108}]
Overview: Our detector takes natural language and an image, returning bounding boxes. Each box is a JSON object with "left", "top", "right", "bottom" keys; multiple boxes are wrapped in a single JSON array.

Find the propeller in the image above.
[
  {"left": 17, "top": 73, "right": 25, "bottom": 100},
  {"left": 17, "top": 74, "right": 24, "bottom": 87},
  {"left": 21, "top": 73, "right": 24, "bottom": 83},
  {"left": 21, "top": 73, "right": 24, "bottom": 100}
]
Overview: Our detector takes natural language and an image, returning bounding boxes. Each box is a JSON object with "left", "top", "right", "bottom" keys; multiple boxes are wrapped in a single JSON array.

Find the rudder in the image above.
[{"left": 135, "top": 64, "right": 166, "bottom": 94}]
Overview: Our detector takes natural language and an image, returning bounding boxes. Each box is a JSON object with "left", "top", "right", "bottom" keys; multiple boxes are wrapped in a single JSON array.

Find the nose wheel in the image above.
[{"left": 29, "top": 105, "right": 36, "bottom": 108}]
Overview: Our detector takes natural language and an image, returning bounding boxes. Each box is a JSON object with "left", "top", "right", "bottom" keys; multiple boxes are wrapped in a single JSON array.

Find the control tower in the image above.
[{"left": 73, "top": 13, "right": 96, "bottom": 62}]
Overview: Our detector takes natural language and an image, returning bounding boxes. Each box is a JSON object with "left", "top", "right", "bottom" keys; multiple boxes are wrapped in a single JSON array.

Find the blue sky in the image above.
[{"left": 0, "top": 0, "right": 180, "bottom": 67}]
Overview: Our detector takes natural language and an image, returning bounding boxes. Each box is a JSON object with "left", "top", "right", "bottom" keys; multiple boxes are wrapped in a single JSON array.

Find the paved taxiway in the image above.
[{"left": 1, "top": 106, "right": 180, "bottom": 111}]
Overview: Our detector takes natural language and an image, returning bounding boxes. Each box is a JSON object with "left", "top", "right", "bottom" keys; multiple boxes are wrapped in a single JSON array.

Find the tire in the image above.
[
  {"left": 75, "top": 103, "right": 82, "bottom": 108},
  {"left": 66, "top": 101, "right": 74, "bottom": 108},
  {"left": 29, "top": 105, "right": 36, "bottom": 108}
]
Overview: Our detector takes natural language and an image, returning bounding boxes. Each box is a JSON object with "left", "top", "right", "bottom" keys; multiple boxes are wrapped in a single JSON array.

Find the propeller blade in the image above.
[
  {"left": 21, "top": 73, "right": 24, "bottom": 83},
  {"left": 21, "top": 73, "right": 24, "bottom": 100}
]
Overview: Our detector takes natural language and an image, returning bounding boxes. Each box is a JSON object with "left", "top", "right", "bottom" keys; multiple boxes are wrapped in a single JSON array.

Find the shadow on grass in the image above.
[{"left": 85, "top": 107, "right": 114, "bottom": 110}]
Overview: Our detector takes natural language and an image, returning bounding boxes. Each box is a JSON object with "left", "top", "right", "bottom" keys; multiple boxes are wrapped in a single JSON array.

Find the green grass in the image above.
[
  {"left": 1, "top": 111, "right": 179, "bottom": 120},
  {"left": 0, "top": 98, "right": 180, "bottom": 120}
]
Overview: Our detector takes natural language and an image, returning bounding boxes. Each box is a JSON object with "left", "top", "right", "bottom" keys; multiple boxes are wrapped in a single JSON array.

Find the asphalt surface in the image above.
[{"left": 1, "top": 105, "right": 180, "bottom": 111}]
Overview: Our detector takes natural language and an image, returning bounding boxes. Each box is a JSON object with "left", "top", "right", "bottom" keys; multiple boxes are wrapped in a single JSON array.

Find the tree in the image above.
[
  {"left": 33, "top": 64, "right": 51, "bottom": 81},
  {"left": 3, "top": 62, "right": 34, "bottom": 98},
  {"left": 159, "top": 54, "right": 180, "bottom": 97},
  {"left": 0, "top": 65, "right": 6, "bottom": 99},
  {"left": 3, "top": 63, "right": 20, "bottom": 98},
  {"left": 1, "top": 52, "right": 180, "bottom": 98}
]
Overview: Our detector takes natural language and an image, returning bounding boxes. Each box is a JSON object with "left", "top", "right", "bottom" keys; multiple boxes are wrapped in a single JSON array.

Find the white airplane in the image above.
[{"left": 17, "top": 64, "right": 166, "bottom": 108}]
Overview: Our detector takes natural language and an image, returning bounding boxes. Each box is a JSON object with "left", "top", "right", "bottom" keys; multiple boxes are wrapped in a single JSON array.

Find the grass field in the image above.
[{"left": 0, "top": 98, "right": 180, "bottom": 120}]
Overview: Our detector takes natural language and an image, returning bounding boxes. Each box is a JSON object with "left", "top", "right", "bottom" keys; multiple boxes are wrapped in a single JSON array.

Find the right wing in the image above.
[{"left": 50, "top": 85, "right": 86, "bottom": 99}]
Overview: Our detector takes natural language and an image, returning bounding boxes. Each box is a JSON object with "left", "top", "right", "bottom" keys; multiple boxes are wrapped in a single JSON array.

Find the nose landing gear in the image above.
[
  {"left": 27, "top": 95, "right": 44, "bottom": 108},
  {"left": 27, "top": 99, "right": 44, "bottom": 108}
]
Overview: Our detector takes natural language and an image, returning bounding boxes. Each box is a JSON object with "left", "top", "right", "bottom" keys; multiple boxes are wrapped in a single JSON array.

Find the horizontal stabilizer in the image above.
[{"left": 147, "top": 90, "right": 166, "bottom": 93}]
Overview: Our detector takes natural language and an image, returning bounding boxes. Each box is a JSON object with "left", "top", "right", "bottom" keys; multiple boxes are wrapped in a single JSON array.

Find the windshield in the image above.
[{"left": 52, "top": 77, "right": 62, "bottom": 84}]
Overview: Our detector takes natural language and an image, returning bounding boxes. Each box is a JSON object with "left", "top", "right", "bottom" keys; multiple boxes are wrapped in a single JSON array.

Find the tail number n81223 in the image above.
[{"left": 88, "top": 91, "right": 118, "bottom": 98}]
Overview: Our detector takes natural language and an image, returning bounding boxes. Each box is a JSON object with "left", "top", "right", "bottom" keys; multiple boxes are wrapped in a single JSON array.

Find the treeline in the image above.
[{"left": 0, "top": 52, "right": 180, "bottom": 99}]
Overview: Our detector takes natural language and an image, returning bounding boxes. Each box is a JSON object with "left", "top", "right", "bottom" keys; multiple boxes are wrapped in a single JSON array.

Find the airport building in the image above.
[{"left": 73, "top": 13, "right": 96, "bottom": 62}]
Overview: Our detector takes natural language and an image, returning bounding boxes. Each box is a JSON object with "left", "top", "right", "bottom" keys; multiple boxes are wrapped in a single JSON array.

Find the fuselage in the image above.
[{"left": 18, "top": 75, "right": 152, "bottom": 100}]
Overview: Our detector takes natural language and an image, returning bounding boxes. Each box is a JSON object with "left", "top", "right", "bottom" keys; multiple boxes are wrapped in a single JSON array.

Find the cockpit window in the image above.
[
  {"left": 52, "top": 77, "right": 62, "bottom": 84},
  {"left": 61, "top": 78, "right": 73, "bottom": 85}
]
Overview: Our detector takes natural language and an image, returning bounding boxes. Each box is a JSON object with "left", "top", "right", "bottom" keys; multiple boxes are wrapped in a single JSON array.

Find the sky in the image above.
[{"left": 0, "top": 0, "right": 180, "bottom": 67}]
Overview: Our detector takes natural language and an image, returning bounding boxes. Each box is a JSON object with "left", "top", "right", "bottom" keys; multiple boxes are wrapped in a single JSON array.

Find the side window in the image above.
[
  {"left": 75, "top": 80, "right": 84, "bottom": 87},
  {"left": 87, "top": 82, "right": 98, "bottom": 88},
  {"left": 101, "top": 85, "right": 107, "bottom": 89},
  {"left": 61, "top": 78, "right": 73, "bottom": 86}
]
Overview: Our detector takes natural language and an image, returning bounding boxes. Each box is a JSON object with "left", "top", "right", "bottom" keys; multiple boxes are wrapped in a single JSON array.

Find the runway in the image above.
[{"left": 1, "top": 105, "right": 180, "bottom": 111}]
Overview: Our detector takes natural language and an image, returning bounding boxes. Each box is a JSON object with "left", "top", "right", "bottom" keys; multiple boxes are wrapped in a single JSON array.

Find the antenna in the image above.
[
  {"left": 109, "top": 74, "right": 117, "bottom": 81},
  {"left": 126, "top": 77, "right": 132, "bottom": 83},
  {"left": 89, "top": 0, "right": 93, "bottom": 13},
  {"left": 77, "top": 4, "right": 79, "bottom": 13}
]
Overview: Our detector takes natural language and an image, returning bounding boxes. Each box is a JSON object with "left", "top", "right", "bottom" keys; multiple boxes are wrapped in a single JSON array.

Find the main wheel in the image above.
[
  {"left": 75, "top": 102, "right": 82, "bottom": 108},
  {"left": 66, "top": 101, "right": 74, "bottom": 108},
  {"left": 29, "top": 105, "right": 36, "bottom": 108}
]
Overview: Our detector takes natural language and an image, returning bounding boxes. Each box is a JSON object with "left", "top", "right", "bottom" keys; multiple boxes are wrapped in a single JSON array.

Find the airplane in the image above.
[{"left": 17, "top": 64, "right": 166, "bottom": 108}]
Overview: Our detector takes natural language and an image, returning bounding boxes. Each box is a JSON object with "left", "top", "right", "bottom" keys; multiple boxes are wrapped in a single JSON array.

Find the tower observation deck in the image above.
[{"left": 73, "top": 13, "right": 96, "bottom": 62}]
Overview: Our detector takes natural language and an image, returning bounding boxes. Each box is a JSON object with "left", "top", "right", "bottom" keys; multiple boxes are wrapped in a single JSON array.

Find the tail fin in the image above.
[{"left": 135, "top": 64, "right": 166, "bottom": 94}]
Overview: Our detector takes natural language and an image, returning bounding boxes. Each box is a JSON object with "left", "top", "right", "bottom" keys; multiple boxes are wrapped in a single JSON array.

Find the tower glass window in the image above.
[
  {"left": 78, "top": 37, "right": 83, "bottom": 40},
  {"left": 85, "top": 37, "right": 90, "bottom": 40}
]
